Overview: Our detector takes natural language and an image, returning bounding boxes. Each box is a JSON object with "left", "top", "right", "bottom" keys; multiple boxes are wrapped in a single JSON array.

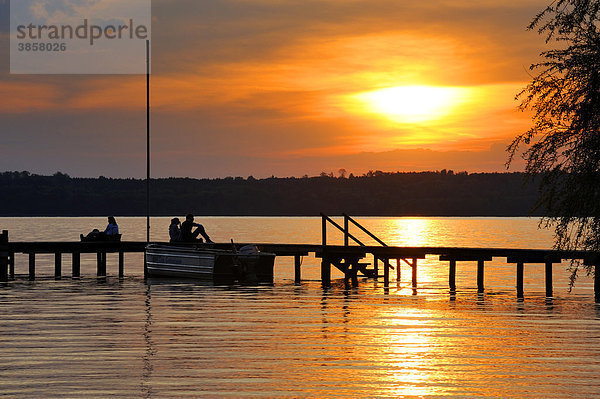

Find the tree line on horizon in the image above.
[{"left": 0, "top": 170, "right": 541, "bottom": 217}]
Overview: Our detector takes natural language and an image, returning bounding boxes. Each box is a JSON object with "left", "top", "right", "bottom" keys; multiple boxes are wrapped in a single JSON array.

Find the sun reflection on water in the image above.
[
  {"left": 371, "top": 308, "right": 437, "bottom": 397},
  {"left": 384, "top": 218, "right": 438, "bottom": 247}
]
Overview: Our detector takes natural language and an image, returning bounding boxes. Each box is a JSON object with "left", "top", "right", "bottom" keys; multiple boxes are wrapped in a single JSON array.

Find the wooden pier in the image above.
[
  {"left": 0, "top": 230, "right": 147, "bottom": 280},
  {"left": 1, "top": 219, "right": 600, "bottom": 302}
]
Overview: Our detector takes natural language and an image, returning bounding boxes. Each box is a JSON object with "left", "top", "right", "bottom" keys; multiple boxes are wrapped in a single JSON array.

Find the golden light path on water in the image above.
[
  {"left": 0, "top": 217, "right": 599, "bottom": 397},
  {"left": 374, "top": 308, "right": 436, "bottom": 397},
  {"left": 388, "top": 218, "right": 433, "bottom": 246}
]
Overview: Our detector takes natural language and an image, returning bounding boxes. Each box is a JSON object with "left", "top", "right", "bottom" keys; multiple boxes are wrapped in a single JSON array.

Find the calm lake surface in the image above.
[{"left": 1, "top": 217, "right": 599, "bottom": 398}]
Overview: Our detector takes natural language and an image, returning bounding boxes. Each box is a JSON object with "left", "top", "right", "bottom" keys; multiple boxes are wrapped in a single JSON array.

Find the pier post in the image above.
[
  {"left": 342, "top": 259, "right": 353, "bottom": 286},
  {"left": 449, "top": 260, "right": 456, "bottom": 292},
  {"left": 97, "top": 252, "right": 107, "bottom": 277},
  {"left": 0, "top": 230, "right": 8, "bottom": 282},
  {"left": 72, "top": 252, "right": 81, "bottom": 278},
  {"left": 477, "top": 260, "right": 485, "bottom": 293},
  {"left": 9, "top": 252, "right": 15, "bottom": 280},
  {"left": 351, "top": 260, "right": 358, "bottom": 287},
  {"left": 321, "top": 258, "right": 331, "bottom": 287},
  {"left": 28, "top": 253, "right": 35, "bottom": 280},
  {"left": 373, "top": 256, "right": 379, "bottom": 277},
  {"left": 516, "top": 262, "right": 524, "bottom": 299},
  {"left": 0, "top": 261, "right": 6, "bottom": 282},
  {"left": 294, "top": 255, "right": 301, "bottom": 285},
  {"left": 411, "top": 258, "right": 417, "bottom": 287},
  {"left": 595, "top": 264, "right": 600, "bottom": 304},
  {"left": 383, "top": 258, "right": 390, "bottom": 287},
  {"left": 545, "top": 262, "right": 553, "bottom": 298},
  {"left": 396, "top": 259, "right": 401, "bottom": 282},
  {"left": 54, "top": 253, "right": 62, "bottom": 279},
  {"left": 102, "top": 252, "right": 107, "bottom": 276},
  {"left": 119, "top": 251, "right": 125, "bottom": 278}
]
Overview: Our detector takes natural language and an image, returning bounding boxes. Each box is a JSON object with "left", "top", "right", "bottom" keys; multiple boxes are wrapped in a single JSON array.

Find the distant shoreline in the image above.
[{"left": 0, "top": 170, "right": 542, "bottom": 218}]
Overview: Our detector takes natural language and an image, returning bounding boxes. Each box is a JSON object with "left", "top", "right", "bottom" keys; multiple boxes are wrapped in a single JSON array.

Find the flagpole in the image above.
[{"left": 146, "top": 39, "right": 150, "bottom": 245}]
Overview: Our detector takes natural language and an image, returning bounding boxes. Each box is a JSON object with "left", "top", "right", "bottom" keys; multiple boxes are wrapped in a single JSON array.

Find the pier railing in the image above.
[
  {"left": 342, "top": 214, "right": 387, "bottom": 247},
  {"left": 321, "top": 213, "right": 365, "bottom": 246},
  {"left": 320, "top": 213, "right": 387, "bottom": 247}
]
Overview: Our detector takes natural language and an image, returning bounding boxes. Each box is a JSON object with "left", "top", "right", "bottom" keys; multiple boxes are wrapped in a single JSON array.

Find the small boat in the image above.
[{"left": 145, "top": 244, "right": 275, "bottom": 283}]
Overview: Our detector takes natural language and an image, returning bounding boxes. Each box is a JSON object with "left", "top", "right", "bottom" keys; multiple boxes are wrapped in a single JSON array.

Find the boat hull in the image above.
[{"left": 145, "top": 244, "right": 275, "bottom": 283}]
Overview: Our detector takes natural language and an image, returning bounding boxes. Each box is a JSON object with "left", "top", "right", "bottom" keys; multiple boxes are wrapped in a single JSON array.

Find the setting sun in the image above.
[{"left": 353, "top": 85, "right": 467, "bottom": 124}]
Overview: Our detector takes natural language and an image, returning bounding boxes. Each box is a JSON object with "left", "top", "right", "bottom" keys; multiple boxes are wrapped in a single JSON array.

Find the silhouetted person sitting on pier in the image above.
[
  {"left": 81, "top": 229, "right": 102, "bottom": 241},
  {"left": 181, "top": 214, "right": 213, "bottom": 243},
  {"left": 104, "top": 216, "right": 119, "bottom": 236},
  {"left": 169, "top": 217, "right": 182, "bottom": 242}
]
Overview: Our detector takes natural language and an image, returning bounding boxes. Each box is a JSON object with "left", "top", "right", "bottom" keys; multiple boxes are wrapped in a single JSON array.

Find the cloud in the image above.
[
  {"left": 151, "top": 0, "right": 547, "bottom": 82},
  {"left": 0, "top": 0, "right": 548, "bottom": 177}
]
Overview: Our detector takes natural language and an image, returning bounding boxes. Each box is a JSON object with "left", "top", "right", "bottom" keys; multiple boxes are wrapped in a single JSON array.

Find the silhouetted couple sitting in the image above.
[
  {"left": 169, "top": 214, "right": 213, "bottom": 243},
  {"left": 81, "top": 216, "right": 121, "bottom": 242}
]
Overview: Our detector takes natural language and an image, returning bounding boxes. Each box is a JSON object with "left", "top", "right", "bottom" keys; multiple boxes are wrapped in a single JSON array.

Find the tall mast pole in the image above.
[{"left": 146, "top": 39, "right": 151, "bottom": 244}]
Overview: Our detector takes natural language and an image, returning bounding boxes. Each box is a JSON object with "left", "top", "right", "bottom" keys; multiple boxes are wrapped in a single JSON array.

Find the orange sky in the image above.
[{"left": 0, "top": 0, "right": 549, "bottom": 177}]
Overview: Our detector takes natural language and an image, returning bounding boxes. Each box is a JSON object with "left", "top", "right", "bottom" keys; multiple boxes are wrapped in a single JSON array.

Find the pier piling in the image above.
[
  {"left": 97, "top": 252, "right": 107, "bottom": 277},
  {"left": 321, "top": 258, "right": 331, "bottom": 287},
  {"left": 9, "top": 252, "right": 15, "bottom": 280},
  {"left": 294, "top": 255, "right": 301, "bottom": 285},
  {"left": 411, "top": 259, "right": 418, "bottom": 289},
  {"left": 477, "top": 260, "right": 485, "bottom": 293},
  {"left": 29, "top": 253, "right": 35, "bottom": 280},
  {"left": 0, "top": 231, "right": 8, "bottom": 282},
  {"left": 517, "top": 262, "right": 524, "bottom": 299},
  {"left": 54, "top": 253, "right": 62, "bottom": 279},
  {"left": 342, "top": 262, "right": 350, "bottom": 286},
  {"left": 96, "top": 253, "right": 102, "bottom": 275},
  {"left": 119, "top": 252, "right": 125, "bottom": 278},
  {"left": 449, "top": 260, "right": 456, "bottom": 292},
  {"left": 72, "top": 252, "right": 81, "bottom": 278},
  {"left": 383, "top": 258, "right": 390, "bottom": 286},
  {"left": 545, "top": 262, "right": 553, "bottom": 298},
  {"left": 351, "top": 261, "right": 358, "bottom": 287}
]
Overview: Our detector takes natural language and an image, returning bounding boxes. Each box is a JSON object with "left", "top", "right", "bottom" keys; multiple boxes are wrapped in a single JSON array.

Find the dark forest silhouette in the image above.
[{"left": 0, "top": 170, "right": 540, "bottom": 217}]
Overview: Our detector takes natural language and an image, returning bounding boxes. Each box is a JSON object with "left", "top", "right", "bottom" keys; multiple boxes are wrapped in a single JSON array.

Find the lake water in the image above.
[{"left": 1, "top": 217, "right": 599, "bottom": 398}]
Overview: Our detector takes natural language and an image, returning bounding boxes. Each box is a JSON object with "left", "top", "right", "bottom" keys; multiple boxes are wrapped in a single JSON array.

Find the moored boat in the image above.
[{"left": 145, "top": 244, "right": 275, "bottom": 283}]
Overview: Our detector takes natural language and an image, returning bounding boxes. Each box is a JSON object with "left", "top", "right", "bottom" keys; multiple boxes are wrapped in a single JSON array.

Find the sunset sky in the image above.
[{"left": 0, "top": 0, "right": 549, "bottom": 178}]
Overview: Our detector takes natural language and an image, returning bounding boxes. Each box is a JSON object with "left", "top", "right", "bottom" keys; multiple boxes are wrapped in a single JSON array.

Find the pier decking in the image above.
[
  {"left": 1, "top": 231, "right": 146, "bottom": 280},
  {"left": 1, "top": 223, "right": 600, "bottom": 302}
]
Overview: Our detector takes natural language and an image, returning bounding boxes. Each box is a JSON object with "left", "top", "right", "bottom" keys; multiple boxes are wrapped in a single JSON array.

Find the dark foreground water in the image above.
[{"left": 0, "top": 217, "right": 599, "bottom": 398}]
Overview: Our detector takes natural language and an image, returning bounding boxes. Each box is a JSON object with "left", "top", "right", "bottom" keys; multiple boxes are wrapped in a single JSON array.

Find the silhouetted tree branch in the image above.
[{"left": 509, "top": 0, "right": 600, "bottom": 284}]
